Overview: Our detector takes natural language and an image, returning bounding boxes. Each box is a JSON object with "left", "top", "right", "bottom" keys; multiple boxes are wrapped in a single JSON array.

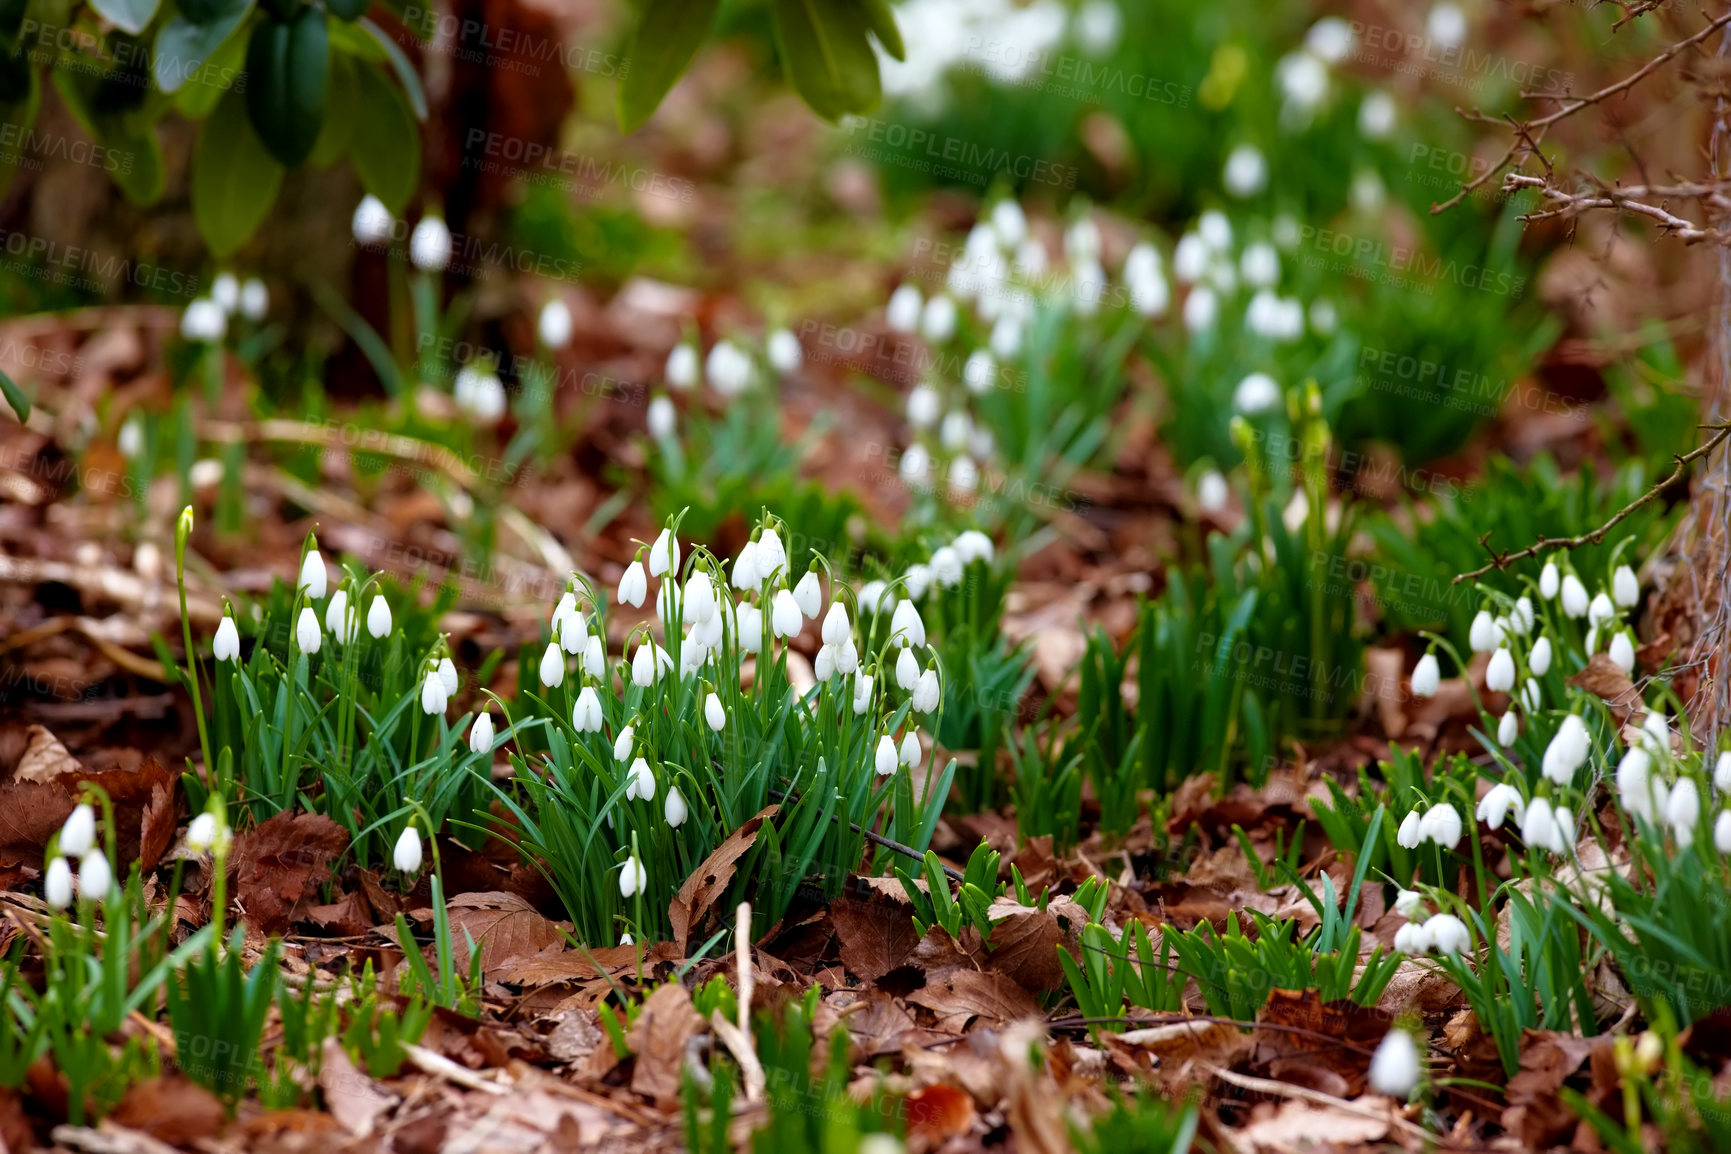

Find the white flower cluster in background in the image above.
[
  {"left": 644, "top": 327, "right": 804, "bottom": 441},
  {"left": 181, "top": 271, "right": 270, "bottom": 343}
]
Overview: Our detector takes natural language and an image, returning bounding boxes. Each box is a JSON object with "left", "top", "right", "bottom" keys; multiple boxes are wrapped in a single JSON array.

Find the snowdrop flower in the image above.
[
  {"left": 1305, "top": 16, "right": 1354, "bottom": 63},
  {"left": 948, "top": 456, "right": 979, "bottom": 493},
  {"left": 766, "top": 328, "right": 803, "bottom": 375},
  {"left": 665, "top": 787, "right": 688, "bottom": 828},
  {"left": 1617, "top": 747, "right": 1658, "bottom": 823},
  {"left": 438, "top": 656, "right": 460, "bottom": 697},
  {"left": 771, "top": 588, "right": 803, "bottom": 639},
  {"left": 1667, "top": 778, "right": 1701, "bottom": 846},
  {"left": 913, "top": 668, "right": 941, "bottom": 713},
  {"left": 454, "top": 365, "right": 507, "bottom": 424},
  {"left": 1182, "top": 285, "right": 1218, "bottom": 332},
  {"left": 1393, "top": 889, "right": 1424, "bottom": 918},
  {"left": 295, "top": 607, "right": 321, "bottom": 654},
  {"left": 1173, "top": 233, "right": 1209, "bottom": 283},
  {"left": 1521, "top": 797, "right": 1564, "bottom": 853},
  {"left": 1542, "top": 714, "right": 1590, "bottom": 784},
  {"left": 1641, "top": 710, "right": 1671, "bottom": 754},
  {"left": 421, "top": 666, "right": 449, "bottom": 715},
  {"left": 648, "top": 528, "right": 680, "bottom": 579},
  {"left": 214, "top": 615, "right": 240, "bottom": 662},
  {"left": 1512, "top": 597, "right": 1535, "bottom": 635},
  {"left": 906, "top": 384, "right": 941, "bottom": 430},
  {"left": 954, "top": 530, "right": 995, "bottom": 566},
  {"left": 1608, "top": 632, "right": 1635, "bottom": 673},
  {"left": 896, "top": 647, "right": 921, "bottom": 691},
  {"left": 351, "top": 195, "right": 393, "bottom": 244},
  {"left": 730, "top": 542, "right": 761, "bottom": 592},
  {"left": 323, "top": 590, "right": 353, "bottom": 643},
  {"left": 1125, "top": 241, "right": 1163, "bottom": 287},
  {"left": 1476, "top": 782, "right": 1525, "bottom": 831},
  {"left": 44, "top": 857, "right": 73, "bottom": 909},
  {"left": 990, "top": 199, "right": 1027, "bottom": 247},
  {"left": 1561, "top": 574, "right": 1589, "bottom": 618},
  {"left": 1613, "top": 565, "right": 1639, "bottom": 608},
  {"left": 858, "top": 580, "right": 890, "bottom": 614},
  {"left": 1497, "top": 710, "right": 1519, "bottom": 747},
  {"left": 821, "top": 602, "right": 852, "bottom": 647},
  {"left": 1396, "top": 809, "right": 1423, "bottom": 849},
  {"left": 1368, "top": 1029, "right": 1420, "bottom": 1098},
  {"left": 212, "top": 273, "right": 240, "bottom": 313},
  {"left": 1359, "top": 90, "right": 1396, "bottom": 139},
  {"left": 1233, "top": 372, "right": 1281, "bottom": 415},
  {"left": 736, "top": 604, "right": 764, "bottom": 654},
  {"left": 1128, "top": 271, "right": 1169, "bottom": 318},
  {"left": 1393, "top": 921, "right": 1430, "bottom": 955},
  {"left": 1420, "top": 803, "right": 1463, "bottom": 850},
  {"left": 705, "top": 692, "right": 726, "bottom": 732},
  {"left": 538, "top": 642, "right": 564, "bottom": 688},
  {"left": 890, "top": 600, "right": 926, "bottom": 648},
  {"left": 1240, "top": 241, "right": 1279, "bottom": 289},
  {"left": 538, "top": 299, "right": 573, "bottom": 349},
  {"left": 1528, "top": 636, "right": 1552, "bottom": 677},
  {"left": 574, "top": 687, "right": 604, "bottom": 732},
  {"left": 1197, "top": 471, "right": 1230, "bottom": 514},
  {"left": 886, "top": 284, "right": 923, "bottom": 332},
  {"left": 875, "top": 735, "right": 898, "bottom": 776},
  {"left": 1411, "top": 653, "right": 1440, "bottom": 698},
  {"left": 625, "top": 757, "right": 656, "bottom": 802},
  {"left": 78, "top": 850, "right": 114, "bottom": 900},
  {"left": 1426, "top": 2, "right": 1466, "bottom": 49},
  {"left": 1717, "top": 751, "right": 1731, "bottom": 793},
  {"left": 814, "top": 645, "right": 837, "bottom": 682},
  {"left": 614, "top": 725, "right": 636, "bottom": 762},
  {"left": 963, "top": 350, "right": 996, "bottom": 396},
  {"left": 618, "top": 559, "right": 648, "bottom": 608},
  {"left": 299, "top": 549, "right": 328, "bottom": 599},
  {"left": 1588, "top": 592, "right": 1615, "bottom": 628},
  {"left": 681, "top": 571, "right": 717, "bottom": 627},
  {"left": 1277, "top": 51, "right": 1329, "bottom": 114},
  {"left": 60, "top": 804, "right": 96, "bottom": 858},
  {"left": 853, "top": 672, "right": 875, "bottom": 715},
  {"left": 1223, "top": 144, "right": 1267, "bottom": 197},
  {"left": 584, "top": 635, "right": 606, "bottom": 678},
  {"left": 666, "top": 344, "right": 699, "bottom": 390},
  {"left": 1066, "top": 216, "right": 1101, "bottom": 263},
  {"left": 793, "top": 570, "right": 823, "bottom": 619},
  {"left": 1539, "top": 561, "right": 1561, "bottom": 599},
  {"left": 1486, "top": 648, "right": 1515, "bottom": 693},
  {"left": 409, "top": 216, "right": 453, "bottom": 271},
  {"left": 619, "top": 855, "right": 647, "bottom": 897},
  {"left": 392, "top": 824, "right": 422, "bottom": 873},
  {"left": 1073, "top": 0, "right": 1121, "bottom": 53},
  {"left": 469, "top": 711, "right": 495, "bottom": 754},
  {"left": 899, "top": 731, "right": 921, "bottom": 767},
  {"left": 631, "top": 640, "right": 658, "bottom": 687},
  {"left": 1468, "top": 610, "right": 1496, "bottom": 653},
  {"left": 367, "top": 595, "right": 391, "bottom": 639},
  {"left": 706, "top": 340, "right": 753, "bottom": 397},
  {"left": 238, "top": 276, "right": 264, "bottom": 318},
  {"left": 1426, "top": 913, "right": 1470, "bottom": 955},
  {"left": 647, "top": 395, "right": 677, "bottom": 439},
  {"left": 930, "top": 547, "right": 964, "bottom": 589},
  {"left": 1717, "top": 811, "right": 1731, "bottom": 854},
  {"left": 756, "top": 527, "right": 787, "bottom": 582},
  {"left": 1520, "top": 679, "right": 1542, "bottom": 713},
  {"left": 990, "top": 316, "right": 1023, "bottom": 359},
  {"left": 920, "top": 295, "right": 958, "bottom": 344}
]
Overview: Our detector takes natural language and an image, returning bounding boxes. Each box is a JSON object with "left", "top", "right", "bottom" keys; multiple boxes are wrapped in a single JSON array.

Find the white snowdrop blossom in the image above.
[
  {"left": 538, "top": 642, "right": 564, "bottom": 688},
  {"left": 1233, "top": 372, "right": 1281, "bottom": 414},
  {"left": 665, "top": 787, "right": 688, "bottom": 828},
  {"left": 1717, "top": 751, "right": 1731, "bottom": 793},
  {"left": 1426, "top": 913, "right": 1471, "bottom": 955},
  {"left": 1667, "top": 778, "right": 1701, "bottom": 846},
  {"left": 913, "top": 668, "right": 941, "bottom": 713},
  {"left": 1608, "top": 632, "right": 1635, "bottom": 673},
  {"left": 299, "top": 549, "right": 329, "bottom": 599},
  {"left": 666, "top": 344, "right": 699, "bottom": 389},
  {"left": 182, "top": 298, "right": 227, "bottom": 343},
  {"left": 1393, "top": 921, "right": 1430, "bottom": 955},
  {"left": 538, "top": 299, "right": 573, "bottom": 349},
  {"left": 614, "top": 724, "right": 636, "bottom": 762},
  {"left": 1541, "top": 714, "right": 1590, "bottom": 785},
  {"left": 706, "top": 340, "right": 753, "bottom": 397},
  {"left": 705, "top": 692, "right": 727, "bottom": 732},
  {"left": 632, "top": 640, "right": 658, "bottom": 687},
  {"left": 767, "top": 329, "right": 802, "bottom": 375},
  {"left": 618, "top": 560, "right": 648, "bottom": 608},
  {"left": 920, "top": 295, "right": 958, "bottom": 343},
  {"left": 1522, "top": 797, "right": 1567, "bottom": 853},
  {"left": 420, "top": 667, "right": 449, "bottom": 715},
  {"left": 1561, "top": 574, "right": 1589, "bottom": 618},
  {"left": 295, "top": 608, "right": 321, "bottom": 654},
  {"left": 891, "top": 600, "right": 926, "bottom": 648},
  {"left": 1468, "top": 610, "right": 1495, "bottom": 653},
  {"left": 896, "top": 646, "right": 921, "bottom": 691},
  {"left": 1426, "top": 2, "right": 1466, "bottom": 49},
  {"left": 78, "top": 850, "right": 114, "bottom": 900},
  {"left": 899, "top": 731, "right": 921, "bottom": 767},
  {"left": 60, "top": 804, "right": 96, "bottom": 858},
  {"left": 626, "top": 757, "right": 656, "bottom": 802},
  {"left": 1716, "top": 811, "right": 1731, "bottom": 854},
  {"left": 875, "top": 735, "right": 899, "bottom": 777},
  {"left": 214, "top": 616, "right": 240, "bottom": 662},
  {"left": 574, "top": 687, "right": 604, "bottom": 733},
  {"left": 853, "top": 672, "right": 875, "bottom": 715},
  {"left": 1529, "top": 636, "right": 1553, "bottom": 677},
  {"left": 1612, "top": 564, "right": 1639, "bottom": 608},
  {"left": 649, "top": 529, "right": 680, "bottom": 578},
  {"left": 1476, "top": 783, "right": 1525, "bottom": 831},
  {"left": 469, "top": 711, "right": 495, "bottom": 754},
  {"left": 1396, "top": 809, "right": 1424, "bottom": 849},
  {"left": 619, "top": 855, "right": 648, "bottom": 898},
  {"left": 1497, "top": 710, "right": 1519, "bottom": 747},
  {"left": 1588, "top": 592, "right": 1615, "bottom": 628},
  {"left": 409, "top": 216, "right": 453, "bottom": 271},
  {"left": 352, "top": 195, "right": 393, "bottom": 244},
  {"left": 44, "top": 857, "right": 73, "bottom": 909},
  {"left": 1359, "top": 90, "right": 1396, "bottom": 138},
  {"left": 1419, "top": 803, "right": 1462, "bottom": 850},
  {"left": 1485, "top": 648, "right": 1515, "bottom": 693},
  {"left": 1411, "top": 653, "right": 1440, "bottom": 697},
  {"left": 793, "top": 570, "right": 823, "bottom": 618},
  {"left": 367, "top": 595, "right": 392, "bottom": 639},
  {"left": 1368, "top": 1029, "right": 1420, "bottom": 1098},
  {"left": 886, "top": 284, "right": 923, "bottom": 332},
  {"left": 393, "top": 824, "right": 423, "bottom": 872},
  {"left": 1393, "top": 889, "right": 1424, "bottom": 917},
  {"left": 1223, "top": 144, "right": 1268, "bottom": 197},
  {"left": 768, "top": 588, "right": 802, "bottom": 639}
]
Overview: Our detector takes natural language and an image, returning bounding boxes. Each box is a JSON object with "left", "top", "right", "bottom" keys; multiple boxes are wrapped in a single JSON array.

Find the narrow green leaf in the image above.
[
  {"left": 617, "top": 0, "right": 721, "bottom": 132},
  {"left": 855, "top": 0, "right": 903, "bottom": 61},
  {"left": 359, "top": 15, "right": 427, "bottom": 120},
  {"left": 0, "top": 369, "right": 29, "bottom": 423},
  {"left": 349, "top": 61, "right": 419, "bottom": 210},
  {"left": 771, "top": 0, "right": 881, "bottom": 121}
]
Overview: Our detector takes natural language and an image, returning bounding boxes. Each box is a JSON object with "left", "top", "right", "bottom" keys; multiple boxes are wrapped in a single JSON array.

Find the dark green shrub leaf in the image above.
[
  {"left": 194, "top": 88, "right": 285, "bottom": 255},
  {"left": 245, "top": 7, "right": 330, "bottom": 166},
  {"left": 349, "top": 60, "right": 418, "bottom": 209},
  {"left": 617, "top": 0, "right": 721, "bottom": 132},
  {"left": 771, "top": 0, "right": 881, "bottom": 121}
]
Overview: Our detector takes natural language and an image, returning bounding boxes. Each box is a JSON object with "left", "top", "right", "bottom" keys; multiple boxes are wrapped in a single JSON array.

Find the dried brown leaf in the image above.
[
  {"left": 627, "top": 980, "right": 705, "bottom": 1104},
  {"left": 444, "top": 891, "right": 567, "bottom": 976},
  {"left": 669, "top": 805, "right": 777, "bottom": 953},
  {"left": 832, "top": 889, "right": 919, "bottom": 983},
  {"left": 908, "top": 969, "right": 1041, "bottom": 1032},
  {"left": 229, "top": 811, "right": 348, "bottom": 934}
]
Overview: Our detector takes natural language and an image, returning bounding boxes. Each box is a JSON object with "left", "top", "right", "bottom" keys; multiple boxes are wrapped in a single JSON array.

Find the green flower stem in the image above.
[{"left": 175, "top": 508, "right": 214, "bottom": 783}]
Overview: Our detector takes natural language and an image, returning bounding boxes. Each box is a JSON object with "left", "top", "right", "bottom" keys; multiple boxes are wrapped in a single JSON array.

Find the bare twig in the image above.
[{"left": 1453, "top": 424, "right": 1731, "bottom": 583}]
